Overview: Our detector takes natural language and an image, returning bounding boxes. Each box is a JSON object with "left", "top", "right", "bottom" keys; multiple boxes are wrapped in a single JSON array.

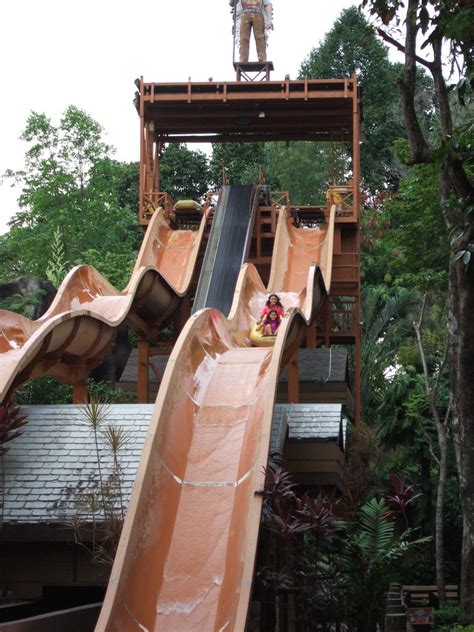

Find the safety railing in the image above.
[
  {"left": 327, "top": 182, "right": 354, "bottom": 217},
  {"left": 332, "top": 253, "right": 359, "bottom": 283},
  {"left": 140, "top": 191, "right": 174, "bottom": 223},
  {"left": 271, "top": 191, "right": 290, "bottom": 207}
]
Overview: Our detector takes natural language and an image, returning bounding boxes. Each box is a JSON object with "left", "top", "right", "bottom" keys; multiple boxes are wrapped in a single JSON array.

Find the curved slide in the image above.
[
  {"left": 96, "top": 205, "right": 335, "bottom": 631},
  {"left": 0, "top": 208, "right": 208, "bottom": 404}
]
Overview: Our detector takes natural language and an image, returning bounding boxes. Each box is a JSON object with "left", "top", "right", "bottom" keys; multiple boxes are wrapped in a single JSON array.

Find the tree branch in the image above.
[
  {"left": 376, "top": 27, "right": 433, "bottom": 71},
  {"left": 414, "top": 294, "right": 441, "bottom": 428},
  {"left": 433, "top": 342, "right": 449, "bottom": 405}
]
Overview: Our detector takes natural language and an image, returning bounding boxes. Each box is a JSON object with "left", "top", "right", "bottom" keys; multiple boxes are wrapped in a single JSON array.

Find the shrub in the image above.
[{"left": 432, "top": 604, "right": 461, "bottom": 632}]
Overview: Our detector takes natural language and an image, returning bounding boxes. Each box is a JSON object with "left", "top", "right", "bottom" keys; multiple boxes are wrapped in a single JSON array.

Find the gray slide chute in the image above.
[{"left": 192, "top": 185, "right": 259, "bottom": 316}]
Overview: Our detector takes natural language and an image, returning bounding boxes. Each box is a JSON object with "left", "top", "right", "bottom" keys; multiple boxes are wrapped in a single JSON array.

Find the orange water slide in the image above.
[
  {"left": 0, "top": 208, "right": 208, "bottom": 404},
  {"left": 96, "top": 205, "right": 335, "bottom": 631}
]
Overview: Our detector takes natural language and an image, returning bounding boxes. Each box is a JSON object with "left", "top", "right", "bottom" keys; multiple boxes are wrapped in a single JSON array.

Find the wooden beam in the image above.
[
  {"left": 137, "top": 338, "right": 150, "bottom": 403},
  {"left": 73, "top": 382, "right": 88, "bottom": 404},
  {"left": 287, "top": 352, "right": 299, "bottom": 404}
]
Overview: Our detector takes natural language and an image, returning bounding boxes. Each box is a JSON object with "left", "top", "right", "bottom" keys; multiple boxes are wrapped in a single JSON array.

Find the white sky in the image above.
[{"left": 0, "top": 0, "right": 357, "bottom": 234}]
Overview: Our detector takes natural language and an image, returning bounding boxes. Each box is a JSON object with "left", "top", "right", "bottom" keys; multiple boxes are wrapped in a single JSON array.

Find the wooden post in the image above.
[
  {"left": 139, "top": 77, "right": 146, "bottom": 223},
  {"left": 306, "top": 322, "right": 316, "bottom": 348},
  {"left": 137, "top": 338, "right": 150, "bottom": 403},
  {"left": 72, "top": 382, "right": 88, "bottom": 404},
  {"left": 287, "top": 352, "right": 299, "bottom": 404},
  {"left": 175, "top": 294, "right": 191, "bottom": 333},
  {"left": 352, "top": 73, "right": 361, "bottom": 221},
  {"left": 352, "top": 73, "right": 362, "bottom": 425},
  {"left": 354, "top": 310, "right": 362, "bottom": 425}
]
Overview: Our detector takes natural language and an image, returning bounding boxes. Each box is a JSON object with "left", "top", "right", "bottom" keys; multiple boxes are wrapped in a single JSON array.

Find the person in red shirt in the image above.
[{"left": 259, "top": 294, "right": 285, "bottom": 320}]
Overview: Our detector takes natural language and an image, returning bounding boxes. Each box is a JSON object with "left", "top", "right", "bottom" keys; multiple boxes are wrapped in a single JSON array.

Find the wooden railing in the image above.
[
  {"left": 140, "top": 191, "right": 174, "bottom": 223},
  {"left": 401, "top": 584, "right": 459, "bottom": 628},
  {"left": 327, "top": 182, "right": 354, "bottom": 217},
  {"left": 271, "top": 190, "right": 290, "bottom": 207}
]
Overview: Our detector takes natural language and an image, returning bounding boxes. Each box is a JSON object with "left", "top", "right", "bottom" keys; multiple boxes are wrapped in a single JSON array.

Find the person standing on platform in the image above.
[{"left": 230, "top": 0, "right": 273, "bottom": 63}]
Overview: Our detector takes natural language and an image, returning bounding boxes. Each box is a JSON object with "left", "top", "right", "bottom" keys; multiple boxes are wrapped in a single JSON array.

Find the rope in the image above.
[{"left": 324, "top": 347, "right": 333, "bottom": 383}]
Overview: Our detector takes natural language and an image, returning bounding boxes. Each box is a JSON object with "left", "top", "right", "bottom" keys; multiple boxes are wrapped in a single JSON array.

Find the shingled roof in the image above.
[
  {"left": 279, "top": 349, "right": 348, "bottom": 383},
  {"left": 3, "top": 403, "right": 344, "bottom": 527},
  {"left": 119, "top": 348, "right": 348, "bottom": 386},
  {"left": 285, "top": 404, "right": 345, "bottom": 446},
  {"left": 2, "top": 405, "right": 151, "bottom": 526}
]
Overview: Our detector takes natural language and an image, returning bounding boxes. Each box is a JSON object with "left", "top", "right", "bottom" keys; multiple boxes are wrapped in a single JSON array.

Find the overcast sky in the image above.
[{"left": 0, "top": 0, "right": 358, "bottom": 234}]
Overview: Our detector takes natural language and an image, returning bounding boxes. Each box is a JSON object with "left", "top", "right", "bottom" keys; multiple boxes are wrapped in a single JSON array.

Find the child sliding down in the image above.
[{"left": 262, "top": 309, "right": 281, "bottom": 336}]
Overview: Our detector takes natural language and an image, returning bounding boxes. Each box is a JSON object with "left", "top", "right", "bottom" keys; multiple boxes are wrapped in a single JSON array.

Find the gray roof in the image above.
[
  {"left": 3, "top": 403, "right": 344, "bottom": 526},
  {"left": 284, "top": 403, "right": 344, "bottom": 446},
  {"left": 279, "top": 349, "right": 348, "bottom": 383},
  {"left": 120, "top": 348, "right": 348, "bottom": 385},
  {"left": 2, "top": 405, "right": 152, "bottom": 526}
]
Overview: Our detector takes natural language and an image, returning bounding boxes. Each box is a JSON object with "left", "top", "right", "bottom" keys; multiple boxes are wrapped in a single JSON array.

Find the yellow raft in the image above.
[{"left": 250, "top": 321, "right": 277, "bottom": 347}]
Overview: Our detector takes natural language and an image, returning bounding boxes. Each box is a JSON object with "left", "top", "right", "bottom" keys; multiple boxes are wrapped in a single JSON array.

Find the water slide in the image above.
[
  {"left": 193, "top": 185, "right": 258, "bottom": 315},
  {"left": 0, "top": 208, "right": 208, "bottom": 404},
  {"left": 96, "top": 204, "right": 335, "bottom": 631}
]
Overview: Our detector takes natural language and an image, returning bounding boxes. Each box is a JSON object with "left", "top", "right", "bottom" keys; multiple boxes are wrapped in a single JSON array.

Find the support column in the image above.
[
  {"left": 306, "top": 322, "right": 316, "bottom": 348},
  {"left": 73, "top": 382, "right": 88, "bottom": 404},
  {"left": 287, "top": 352, "right": 299, "bottom": 404},
  {"left": 137, "top": 338, "right": 150, "bottom": 403},
  {"left": 175, "top": 294, "right": 191, "bottom": 333},
  {"left": 354, "top": 311, "right": 362, "bottom": 425},
  {"left": 352, "top": 72, "right": 361, "bottom": 221}
]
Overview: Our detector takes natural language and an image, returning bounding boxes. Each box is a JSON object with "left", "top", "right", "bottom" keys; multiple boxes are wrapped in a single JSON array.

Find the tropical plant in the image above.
[
  {"left": 0, "top": 402, "right": 28, "bottom": 529},
  {"left": 341, "top": 497, "right": 430, "bottom": 632},
  {"left": 70, "top": 395, "right": 131, "bottom": 565},
  {"left": 360, "top": 286, "right": 414, "bottom": 418},
  {"left": 45, "top": 227, "right": 69, "bottom": 287},
  {"left": 358, "top": 0, "right": 473, "bottom": 617}
]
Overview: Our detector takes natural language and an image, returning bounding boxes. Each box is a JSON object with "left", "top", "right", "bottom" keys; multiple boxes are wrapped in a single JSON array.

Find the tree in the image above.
[
  {"left": 413, "top": 294, "right": 451, "bottom": 602},
  {"left": 360, "top": 0, "right": 474, "bottom": 620},
  {"left": 209, "top": 142, "right": 265, "bottom": 189},
  {"left": 263, "top": 141, "right": 349, "bottom": 205},
  {"left": 1, "top": 107, "right": 142, "bottom": 289},
  {"left": 300, "top": 7, "right": 410, "bottom": 192},
  {"left": 360, "top": 286, "right": 414, "bottom": 419},
  {"left": 160, "top": 143, "right": 210, "bottom": 201}
]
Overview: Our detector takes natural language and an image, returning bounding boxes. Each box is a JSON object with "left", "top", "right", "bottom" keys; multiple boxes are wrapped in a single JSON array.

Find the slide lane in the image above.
[
  {"left": 97, "top": 206, "right": 335, "bottom": 631},
  {"left": 0, "top": 208, "right": 208, "bottom": 403},
  {"left": 193, "top": 184, "right": 258, "bottom": 316}
]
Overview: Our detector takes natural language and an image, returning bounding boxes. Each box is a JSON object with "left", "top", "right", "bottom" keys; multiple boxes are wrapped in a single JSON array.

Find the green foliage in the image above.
[
  {"left": 360, "top": 286, "right": 415, "bottom": 417},
  {"left": 45, "top": 227, "right": 69, "bottom": 287},
  {"left": 81, "top": 248, "right": 135, "bottom": 291},
  {"left": 259, "top": 460, "right": 430, "bottom": 632},
  {"left": 263, "top": 141, "right": 349, "bottom": 205},
  {"left": 69, "top": 396, "right": 130, "bottom": 564},
  {"left": 14, "top": 377, "right": 133, "bottom": 405},
  {"left": 209, "top": 142, "right": 265, "bottom": 188},
  {"left": 160, "top": 143, "right": 210, "bottom": 201},
  {"left": 300, "top": 8, "right": 410, "bottom": 192},
  {"left": 0, "top": 290, "right": 47, "bottom": 319},
  {"left": 382, "top": 158, "right": 450, "bottom": 291},
  {"left": 15, "top": 377, "right": 73, "bottom": 405},
  {"left": 432, "top": 604, "right": 461, "bottom": 631},
  {"left": 341, "top": 498, "right": 430, "bottom": 632},
  {"left": 0, "top": 108, "right": 142, "bottom": 285},
  {"left": 0, "top": 402, "right": 28, "bottom": 456},
  {"left": 87, "top": 380, "right": 135, "bottom": 404}
]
